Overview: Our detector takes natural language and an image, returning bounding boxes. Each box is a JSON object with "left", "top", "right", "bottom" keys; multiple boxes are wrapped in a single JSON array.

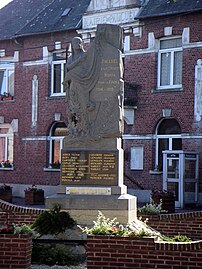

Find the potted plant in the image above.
[
  {"left": 49, "top": 160, "right": 61, "bottom": 169},
  {"left": 0, "top": 184, "right": 12, "bottom": 202},
  {"left": 0, "top": 159, "right": 12, "bottom": 168},
  {"left": 2, "top": 92, "right": 13, "bottom": 101},
  {"left": 0, "top": 224, "right": 33, "bottom": 269},
  {"left": 24, "top": 184, "right": 45, "bottom": 205},
  {"left": 151, "top": 189, "right": 175, "bottom": 213}
]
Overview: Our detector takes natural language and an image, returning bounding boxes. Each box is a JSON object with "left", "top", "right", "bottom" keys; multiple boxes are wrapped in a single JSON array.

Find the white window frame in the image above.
[
  {"left": 0, "top": 124, "right": 14, "bottom": 164},
  {"left": 157, "top": 37, "right": 182, "bottom": 90},
  {"left": 0, "top": 63, "right": 14, "bottom": 96},
  {"left": 49, "top": 122, "right": 67, "bottom": 166},
  {"left": 155, "top": 134, "right": 182, "bottom": 169},
  {"left": 130, "top": 146, "right": 144, "bottom": 170},
  {"left": 50, "top": 51, "right": 66, "bottom": 96},
  {"left": 49, "top": 136, "right": 64, "bottom": 165}
]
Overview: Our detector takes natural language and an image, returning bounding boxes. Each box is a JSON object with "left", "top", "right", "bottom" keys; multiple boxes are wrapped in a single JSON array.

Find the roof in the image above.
[
  {"left": 0, "top": 0, "right": 91, "bottom": 40},
  {"left": 137, "top": 0, "right": 202, "bottom": 19}
]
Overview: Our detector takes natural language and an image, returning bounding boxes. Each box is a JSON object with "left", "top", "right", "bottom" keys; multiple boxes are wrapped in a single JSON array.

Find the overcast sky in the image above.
[{"left": 0, "top": 0, "right": 13, "bottom": 9}]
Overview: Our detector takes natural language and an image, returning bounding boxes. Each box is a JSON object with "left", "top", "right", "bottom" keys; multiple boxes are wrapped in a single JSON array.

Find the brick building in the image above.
[{"left": 0, "top": 0, "right": 202, "bottom": 207}]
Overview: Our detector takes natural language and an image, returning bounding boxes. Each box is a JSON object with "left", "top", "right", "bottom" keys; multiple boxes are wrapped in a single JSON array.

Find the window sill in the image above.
[
  {"left": 149, "top": 170, "right": 163, "bottom": 175},
  {"left": 0, "top": 98, "right": 15, "bottom": 102},
  {"left": 46, "top": 95, "right": 65, "bottom": 100},
  {"left": 153, "top": 87, "right": 183, "bottom": 93},
  {"left": 0, "top": 167, "right": 14, "bottom": 171},
  {"left": 44, "top": 168, "right": 60, "bottom": 172}
]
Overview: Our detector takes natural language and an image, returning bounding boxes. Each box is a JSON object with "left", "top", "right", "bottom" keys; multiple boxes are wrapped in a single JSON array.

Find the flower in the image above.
[
  {"left": 1, "top": 160, "right": 12, "bottom": 168},
  {"left": 78, "top": 211, "right": 159, "bottom": 237},
  {"left": 151, "top": 189, "right": 175, "bottom": 199},
  {"left": 0, "top": 224, "right": 34, "bottom": 235},
  {"left": 0, "top": 226, "right": 14, "bottom": 234},
  {"left": 49, "top": 160, "right": 61, "bottom": 169},
  {"left": 25, "top": 184, "right": 43, "bottom": 192},
  {"left": 0, "top": 184, "right": 12, "bottom": 191}
]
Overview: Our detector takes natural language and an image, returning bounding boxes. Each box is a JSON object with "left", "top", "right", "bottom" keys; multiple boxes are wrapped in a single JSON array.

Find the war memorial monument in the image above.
[{"left": 46, "top": 24, "right": 137, "bottom": 225}]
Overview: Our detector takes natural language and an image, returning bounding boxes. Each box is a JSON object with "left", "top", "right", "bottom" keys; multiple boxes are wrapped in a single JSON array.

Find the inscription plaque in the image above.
[{"left": 61, "top": 149, "right": 118, "bottom": 185}]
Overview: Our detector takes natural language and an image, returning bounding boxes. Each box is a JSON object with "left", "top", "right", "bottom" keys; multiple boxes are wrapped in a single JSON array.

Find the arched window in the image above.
[
  {"left": 0, "top": 124, "right": 14, "bottom": 164},
  {"left": 156, "top": 119, "right": 182, "bottom": 171},
  {"left": 49, "top": 122, "right": 68, "bottom": 167}
]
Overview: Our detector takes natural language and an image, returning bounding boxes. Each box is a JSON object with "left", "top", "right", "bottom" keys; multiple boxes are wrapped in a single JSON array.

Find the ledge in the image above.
[
  {"left": 43, "top": 168, "right": 60, "bottom": 172},
  {"left": 0, "top": 167, "right": 14, "bottom": 171},
  {"left": 149, "top": 170, "right": 163, "bottom": 175}
]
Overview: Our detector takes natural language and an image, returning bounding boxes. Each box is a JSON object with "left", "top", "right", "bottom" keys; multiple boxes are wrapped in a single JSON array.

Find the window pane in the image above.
[
  {"left": 167, "top": 159, "right": 179, "bottom": 178},
  {"left": 172, "top": 138, "right": 182, "bottom": 150},
  {"left": 53, "top": 52, "right": 66, "bottom": 61},
  {"left": 0, "top": 137, "right": 5, "bottom": 160},
  {"left": 0, "top": 70, "right": 6, "bottom": 95},
  {"left": 7, "top": 136, "right": 13, "bottom": 162},
  {"left": 158, "top": 119, "right": 181, "bottom": 134},
  {"left": 174, "top": 51, "right": 182, "bottom": 85},
  {"left": 167, "top": 182, "right": 179, "bottom": 201},
  {"left": 158, "top": 138, "right": 169, "bottom": 170},
  {"left": 160, "top": 38, "right": 182, "bottom": 49},
  {"left": 160, "top": 52, "right": 171, "bottom": 86},
  {"left": 52, "top": 139, "right": 60, "bottom": 163},
  {"left": 185, "top": 160, "right": 196, "bottom": 179},
  {"left": 53, "top": 64, "right": 61, "bottom": 93},
  {"left": 8, "top": 70, "right": 14, "bottom": 96}
]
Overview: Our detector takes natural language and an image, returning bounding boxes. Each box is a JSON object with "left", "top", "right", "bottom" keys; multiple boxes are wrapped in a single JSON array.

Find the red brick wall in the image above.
[
  {"left": 0, "top": 234, "right": 32, "bottom": 269},
  {"left": 87, "top": 235, "right": 202, "bottom": 269},
  {"left": 139, "top": 211, "right": 202, "bottom": 240}
]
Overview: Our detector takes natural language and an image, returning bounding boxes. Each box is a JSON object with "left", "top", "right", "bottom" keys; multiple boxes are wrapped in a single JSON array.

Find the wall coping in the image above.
[{"left": 0, "top": 198, "right": 45, "bottom": 214}]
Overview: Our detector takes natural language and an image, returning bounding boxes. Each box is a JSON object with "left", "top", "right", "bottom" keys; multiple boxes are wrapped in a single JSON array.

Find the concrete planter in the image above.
[
  {"left": 0, "top": 234, "right": 32, "bottom": 269},
  {"left": 152, "top": 194, "right": 175, "bottom": 213},
  {"left": 25, "top": 190, "right": 44, "bottom": 205},
  {"left": 0, "top": 188, "right": 12, "bottom": 203}
]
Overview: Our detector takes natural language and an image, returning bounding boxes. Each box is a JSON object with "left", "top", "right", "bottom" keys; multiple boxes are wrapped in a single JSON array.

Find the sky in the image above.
[{"left": 0, "top": 0, "right": 13, "bottom": 9}]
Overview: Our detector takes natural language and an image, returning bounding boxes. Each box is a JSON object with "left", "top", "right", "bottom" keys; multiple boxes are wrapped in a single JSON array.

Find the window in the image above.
[
  {"left": 157, "top": 38, "right": 182, "bottom": 90},
  {"left": 49, "top": 122, "right": 68, "bottom": 167},
  {"left": 0, "top": 124, "right": 14, "bottom": 165},
  {"left": 51, "top": 51, "right": 66, "bottom": 96},
  {"left": 155, "top": 119, "right": 182, "bottom": 171},
  {"left": 0, "top": 65, "right": 14, "bottom": 96}
]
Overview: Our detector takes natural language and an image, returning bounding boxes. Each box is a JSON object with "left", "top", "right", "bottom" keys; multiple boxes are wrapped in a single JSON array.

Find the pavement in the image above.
[{"left": 12, "top": 197, "right": 46, "bottom": 209}]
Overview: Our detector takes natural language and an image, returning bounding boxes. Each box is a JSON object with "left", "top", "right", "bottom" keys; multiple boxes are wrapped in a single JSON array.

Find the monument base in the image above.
[{"left": 46, "top": 193, "right": 137, "bottom": 225}]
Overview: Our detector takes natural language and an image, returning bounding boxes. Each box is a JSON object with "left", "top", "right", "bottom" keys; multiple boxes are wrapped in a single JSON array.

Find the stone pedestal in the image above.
[
  {"left": 46, "top": 193, "right": 136, "bottom": 225},
  {"left": 46, "top": 138, "right": 137, "bottom": 225}
]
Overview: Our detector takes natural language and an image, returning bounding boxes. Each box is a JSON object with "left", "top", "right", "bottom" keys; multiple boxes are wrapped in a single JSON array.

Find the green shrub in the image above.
[
  {"left": 14, "top": 224, "right": 34, "bottom": 235},
  {"left": 32, "top": 243, "right": 81, "bottom": 266},
  {"left": 162, "top": 235, "right": 192, "bottom": 242},
  {"left": 78, "top": 211, "right": 160, "bottom": 237},
  {"left": 138, "top": 202, "right": 162, "bottom": 214},
  {"left": 31, "top": 204, "right": 76, "bottom": 237}
]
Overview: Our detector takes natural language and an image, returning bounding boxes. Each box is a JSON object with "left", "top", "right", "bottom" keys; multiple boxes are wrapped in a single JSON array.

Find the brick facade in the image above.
[{"left": 0, "top": 2, "right": 202, "bottom": 205}]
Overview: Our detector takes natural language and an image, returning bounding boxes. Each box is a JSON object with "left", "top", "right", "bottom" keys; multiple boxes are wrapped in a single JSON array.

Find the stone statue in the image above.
[{"left": 64, "top": 24, "right": 124, "bottom": 142}]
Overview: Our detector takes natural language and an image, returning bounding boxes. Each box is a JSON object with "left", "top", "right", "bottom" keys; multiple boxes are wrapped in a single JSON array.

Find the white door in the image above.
[{"left": 163, "top": 152, "right": 183, "bottom": 208}]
